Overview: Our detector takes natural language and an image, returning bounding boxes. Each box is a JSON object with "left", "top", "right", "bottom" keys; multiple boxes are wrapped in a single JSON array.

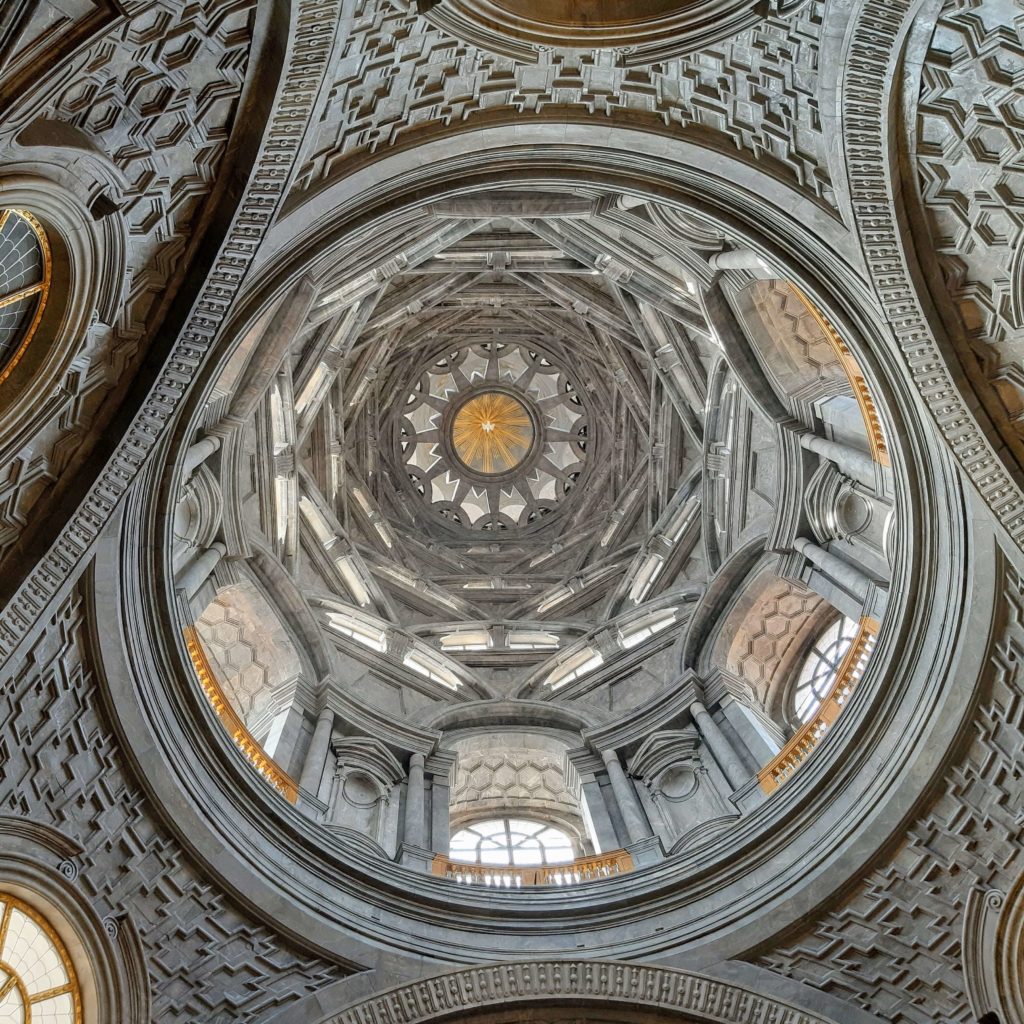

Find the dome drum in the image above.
[
  {"left": 110, "top": 145, "right": 972, "bottom": 978},
  {"left": 1, "top": 0, "right": 1019, "bottom": 1019}
]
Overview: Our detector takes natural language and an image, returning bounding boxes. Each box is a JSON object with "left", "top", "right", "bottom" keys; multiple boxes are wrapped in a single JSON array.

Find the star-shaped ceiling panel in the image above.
[{"left": 399, "top": 342, "right": 588, "bottom": 531}]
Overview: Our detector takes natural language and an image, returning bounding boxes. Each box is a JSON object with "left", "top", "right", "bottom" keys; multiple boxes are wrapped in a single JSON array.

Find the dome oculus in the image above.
[
  {"left": 399, "top": 342, "right": 589, "bottom": 531},
  {"left": 452, "top": 391, "right": 534, "bottom": 474}
]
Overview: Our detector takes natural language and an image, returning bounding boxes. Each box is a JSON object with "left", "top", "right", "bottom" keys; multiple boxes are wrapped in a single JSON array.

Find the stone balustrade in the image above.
[
  {"left": 431, "top": 850, "right": 633, "bottom": 888},
  {"left": 758, "top": 617, "right": 879, "bottom": 794},
  {"left": 184, "top": 627, "right": 299, "bottom": 803}
]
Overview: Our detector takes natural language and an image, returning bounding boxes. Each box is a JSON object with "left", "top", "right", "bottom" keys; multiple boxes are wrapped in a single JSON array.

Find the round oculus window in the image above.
[{"left": 451, "top": 391, "right": 534, "bottom": 475}]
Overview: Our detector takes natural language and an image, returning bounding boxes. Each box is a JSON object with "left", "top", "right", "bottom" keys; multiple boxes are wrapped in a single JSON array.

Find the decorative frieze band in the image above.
[
  {"left": 331, "top": 961, "right": 835, "bottom": 1024},
  {"left": 843, "top": 0, "right": 1024, "bottom": 547},
  {"left": 0, "top": 0, "right": 343, "bottom": 661}
]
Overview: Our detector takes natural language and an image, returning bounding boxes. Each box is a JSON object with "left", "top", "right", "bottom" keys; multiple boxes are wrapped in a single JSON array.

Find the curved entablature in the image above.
[
  {"left": 164, "top": 170, "right": 901, "bottom": 886},
  {"left": 107, "top": 125, "right": 965, "bottom": 975},
  {"left": 387, "top": 0, "right": 813, "bottom": 66}
]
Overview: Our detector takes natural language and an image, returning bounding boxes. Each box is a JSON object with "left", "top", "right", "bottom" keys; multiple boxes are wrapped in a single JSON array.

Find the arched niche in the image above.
[
  {"left": 190, "top": 563, "right": 316, "bottom": 777},
  {"left": 730, "top": 278, "right": 866, "bottom": 443},
  {"left": 0, "top": 817, "right": 149, "bottom": 1024},
  {"left": 0, "top": 171, "right": 126, "bottom": 461},
  {"left": 445, "top": 728, "right": 590, "bottom": 856}
]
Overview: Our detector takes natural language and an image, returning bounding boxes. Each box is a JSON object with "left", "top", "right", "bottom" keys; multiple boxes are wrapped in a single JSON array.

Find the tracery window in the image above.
[
  {"left": 792, "top": 615, "right": 858, "bottom": 723},
  {"left": 449, "top": 818, "right": 574, "bottom": 866},
  {"left": 0, "top": 210, "right": 50, "bottom": 384},
  {"left": 0, "top": 893, "right": 81, "bottom": 1024}
]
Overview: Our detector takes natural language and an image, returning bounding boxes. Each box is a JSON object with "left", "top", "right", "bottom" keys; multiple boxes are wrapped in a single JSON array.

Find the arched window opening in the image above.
[
  {"left": 792, "top": 615, "right": 858, "bottom": 724},
  {"left": 0, "top": 892, "right": 82, "bottom": 1024},
  {"left": 0, "top": 210, "right": 50, "bottom": 385},
  {"left": 449, "top": 818, "right": 575, "bottom": 867}
]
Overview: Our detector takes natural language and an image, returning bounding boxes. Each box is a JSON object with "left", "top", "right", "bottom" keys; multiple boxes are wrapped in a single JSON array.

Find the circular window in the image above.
[
  {"left": 450, "top": 818, "right": 575, "bottom": 867},
  {"left": 451, "top": 391, "right": 534, "bottom": 475},
  {"left": 0, "top": 893, "right": 81, "bottom": 1024},
  {"left": 792, "top": 616, "right": 859, "bottom": 724},
  {"left": 0, "top": 210, "right": 50, "bottom": 386}
]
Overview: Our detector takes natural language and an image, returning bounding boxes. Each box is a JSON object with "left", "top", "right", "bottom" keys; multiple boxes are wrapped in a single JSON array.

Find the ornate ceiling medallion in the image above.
[
  {"left": 399, "top": 342, "right": 589, "bottom": 531},
  {"left": 452, "top": 391, "right": 534, "bottom": 475}
]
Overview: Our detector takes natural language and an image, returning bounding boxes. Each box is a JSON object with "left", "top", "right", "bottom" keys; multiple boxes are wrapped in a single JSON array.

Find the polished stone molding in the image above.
[{"left": 323, "top": 961, "right": 841, "bottom": 1024}]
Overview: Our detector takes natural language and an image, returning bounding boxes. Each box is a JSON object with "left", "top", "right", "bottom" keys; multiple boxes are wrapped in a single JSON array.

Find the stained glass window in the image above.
[
  {"left": 792, "top": 616, "right": 858, "bottom": 723},
  {"left": 0, "top": 210, "right": 49, "bottom": 384},
  {"left": 449, "top": 818, "right": 574, "bottom": 867},
  {"left": 0, "top": 894, "right": 81, "bottom": 1024}
]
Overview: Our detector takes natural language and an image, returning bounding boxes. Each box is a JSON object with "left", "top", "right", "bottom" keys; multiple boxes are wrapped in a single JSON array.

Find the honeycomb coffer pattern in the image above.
[
  {"left": 0, "top": 587, "right": 348, "bottom": 1023},
  {"left": 757, "top": 567, "right": 1024, "bottom": 1023}
]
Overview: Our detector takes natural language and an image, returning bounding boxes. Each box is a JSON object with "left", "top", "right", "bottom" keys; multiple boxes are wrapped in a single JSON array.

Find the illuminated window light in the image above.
[
  {"left": 335, "top": 556, "right": 371, "bottom": 607},
  {"left": 507, "top": 630, "right": 560, "bottom": 650},
  {"left": 620, "top": 608, "right": 678, "bottom": 649},
  {"left": 545, "top": 647, "right": 603, "bottom": 690},
  {"left": 440, "top": 631, "right": 491, "bottom": 652},
  {"left": 403, "top": 650, "right": 461, "bottom": 689},
  {"left": 326, "top": 609, "right": 386, "bottom": 652}
]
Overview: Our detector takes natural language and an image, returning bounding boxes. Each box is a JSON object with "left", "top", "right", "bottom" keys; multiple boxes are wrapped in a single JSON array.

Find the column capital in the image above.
[{"left": 601, "top": 747, "right": 621, "bottom": 768}]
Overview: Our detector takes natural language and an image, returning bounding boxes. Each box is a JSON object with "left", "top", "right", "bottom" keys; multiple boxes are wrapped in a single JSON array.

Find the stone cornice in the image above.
[
  {"left": 0, "top": 0, "right": 343, "bottom": 663},
  {"left": 326, "top": 961, "right": 838, "bottom": 1024},
  {"left": 583, "top": 673, "right": 701, "bottom": 757}
]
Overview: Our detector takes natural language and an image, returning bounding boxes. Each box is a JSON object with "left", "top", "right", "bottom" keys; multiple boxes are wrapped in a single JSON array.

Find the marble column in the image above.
[
  {"left": 298, "top": 707, "right": 334, "bottom": 796},
  {"left": 798, "top": 432, "right": 875, "bottom": 484},
  {"left": 601, "top": 749, "right": 652, "bottom": 845},
  {"left": 794, "top": 536, "right": 872, "bottom": 602},
  {"left": 182, "top": 435, "right": 221, "bottom": 477},
  {"left": 690, "top": 701, "right": 749, "bottom": 790},
  {"left": 707, "top": 248, "right": 767, "bottom": 271},
  {"left": 177, "top": 542, "right": 226, "bottom": 598},
  {"left": 404, "top": 753, "right": 426, "bottom": 850}
]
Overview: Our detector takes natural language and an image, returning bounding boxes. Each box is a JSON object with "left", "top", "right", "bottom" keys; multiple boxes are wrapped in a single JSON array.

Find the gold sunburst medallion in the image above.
[{"left": 452, "top": 392, "right": 534, "bottom": 474}]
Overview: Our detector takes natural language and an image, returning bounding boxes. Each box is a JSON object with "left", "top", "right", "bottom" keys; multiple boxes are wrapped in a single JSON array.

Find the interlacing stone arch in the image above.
[{"left": 324, "top": 962, "right": 838, "bottom": 1024}]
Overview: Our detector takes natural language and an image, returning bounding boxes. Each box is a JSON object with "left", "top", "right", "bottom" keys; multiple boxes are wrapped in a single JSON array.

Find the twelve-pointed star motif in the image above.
[{"left": 452, "top": 392, "right": 533, "bottom": 474}]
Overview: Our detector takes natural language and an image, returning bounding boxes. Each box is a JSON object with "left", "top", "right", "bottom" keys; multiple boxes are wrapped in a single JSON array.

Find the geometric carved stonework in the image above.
[
  {"left": 295, "top": 1, "right": 835, "bottom": 206},
  {"left": 758, "top": 568, "right": 1024, "bottom": 1023},
  {"left": 0, "top": 589, "right": 348, "bottom": 1022},
  {"left": 917, "top": 0, "right": 1024, "bottom": 437}
]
